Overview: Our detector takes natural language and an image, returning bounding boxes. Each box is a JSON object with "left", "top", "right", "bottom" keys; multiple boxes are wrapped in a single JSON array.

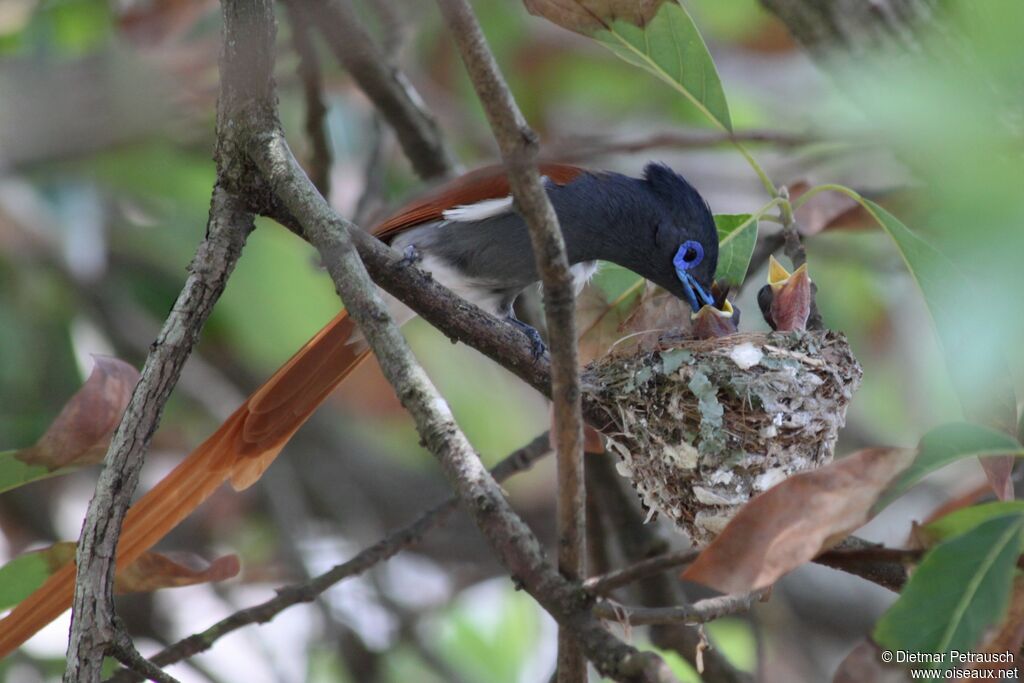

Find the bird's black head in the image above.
[{"left": 639, "top": 163, "right": 718, "bottom": 312}]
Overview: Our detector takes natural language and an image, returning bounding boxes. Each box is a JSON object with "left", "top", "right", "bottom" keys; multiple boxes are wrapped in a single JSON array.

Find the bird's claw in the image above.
[
  {"left": 398, "top": 245, "right": 421, "bottom": 268},
  {"left": 507, "top": 317, "right": 546, "bottom": 360}
]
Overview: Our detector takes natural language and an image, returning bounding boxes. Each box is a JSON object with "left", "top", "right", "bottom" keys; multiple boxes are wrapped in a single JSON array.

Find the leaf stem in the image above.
[
  {"left": 790, "top": 183, "right": 864, "bottom": 211},
  {"left": 734, "top": 140, "right": 777, "bottom": 196}
]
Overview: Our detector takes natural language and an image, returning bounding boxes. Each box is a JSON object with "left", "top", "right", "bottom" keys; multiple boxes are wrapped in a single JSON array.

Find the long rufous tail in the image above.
[{"left": 0, "top": 309, "right": 370, "bottom": 658}]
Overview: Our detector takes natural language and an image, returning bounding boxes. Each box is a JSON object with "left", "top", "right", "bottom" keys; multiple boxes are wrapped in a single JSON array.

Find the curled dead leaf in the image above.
[
  {"left": 523, "top": 0, "right": 665, "bottom": 34},
  {"left": 16, "top": 542, "right": 239, "bottom": 596},
  {"left": 682, "top": 447, "right": 915, "bottom": 594},
  {"left": 16, "top": 356, "right": 139, "bottom": 470},
  {"left": 116, "top": 551, "right": 240, "bottom": 594}
]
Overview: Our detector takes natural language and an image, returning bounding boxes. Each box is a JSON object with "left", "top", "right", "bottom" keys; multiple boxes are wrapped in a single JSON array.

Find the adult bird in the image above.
[{"left": 0, "top": 161, "right": 718, "bottom": 656}]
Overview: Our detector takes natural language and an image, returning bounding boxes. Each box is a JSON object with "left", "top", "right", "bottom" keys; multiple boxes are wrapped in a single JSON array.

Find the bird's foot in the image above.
[
  {"left": 398, "top": 245, "right": 422, "bottom": 268},
  {"left": 507, "top": 317, "right": 546, "bottom": 360}
]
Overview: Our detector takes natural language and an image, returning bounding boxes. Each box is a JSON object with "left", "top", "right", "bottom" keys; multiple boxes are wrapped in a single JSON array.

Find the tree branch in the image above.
[
  {"left": 248, "top": 129, "right": 673, "bottom": 682},
  {"left": 105, "top": 433, "right": 553, "bottom": 683},
  {"left": 309, "top": 0, "right": 457, "bottom": 180},
  {"left": 584, "top": 549, "right": 701, "bottom": 597},
  {"left": 594, "top": 591, "right": 765, "bottom": 626},
  {"left": 548, "top": 129, "right": 813, "bottom": 163},
  {"left": 432, "top": 3, "right": 586, "bottom": 678},
  {"left": 60, "top": 2, "right": 283, "bottom": 677},
  {"left": 62, "top": 190, "right": 253, "bottom": 683},
  {"left": 282, "top": 0, "right": 332, "bottom": 197}
]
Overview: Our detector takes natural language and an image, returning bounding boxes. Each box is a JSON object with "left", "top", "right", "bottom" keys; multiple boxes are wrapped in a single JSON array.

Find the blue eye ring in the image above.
[{"left": 673, "top": 241, "right": 704, "bottom": 271}]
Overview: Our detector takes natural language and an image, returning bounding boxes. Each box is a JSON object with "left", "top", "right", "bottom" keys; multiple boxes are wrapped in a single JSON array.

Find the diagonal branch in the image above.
[
  {"left": 249, "top": 130, "right": 674, "bottom": 682},
  {"left": 309, "top": 0, "right": 457, "bottom": 180},
  {"left": 584, "top": 549, "right": 701, "bottom": 597},
  {"left": 432, "top": 2, "right": 586, "bottom": 678}
]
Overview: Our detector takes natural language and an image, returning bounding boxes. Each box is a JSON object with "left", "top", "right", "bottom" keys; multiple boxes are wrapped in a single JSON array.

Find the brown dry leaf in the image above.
[
  {"left": 617, "top": 286, "right": 693, "bottom": 349},
  {"left": 31, "top": 542, "right": 239, "bottom": 594},
  {"left": 116, "top": 551, "right": 240, "bottom": 594},
  {"left": 832, "top": 639, "right": 910, "bottom": 683},
  {"left": 789, "top": 180, "right": 916, "bottom": 237},
  {"left": 576, "top": 279, "right": 648, "bottom": 362},
  {"left": 523, "top": 0, "right": 665, "bottom": 35},
  {"left": 584, "top": 425, "right": 605, "bottom": 454},
  {"left": 682, "top": 447, "right": 915, "bottom": 594},
  {"left": 790, "top": 180, "right": 865, "bottom": 237},
  {"left": 981, "top": 456, "right": 1016, "bottom": 502},
  {"left": 16, "top": 356, "right": 139, "bottom": 470}
]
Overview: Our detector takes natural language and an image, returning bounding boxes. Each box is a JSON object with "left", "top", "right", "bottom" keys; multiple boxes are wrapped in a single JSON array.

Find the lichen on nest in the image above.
[{"left": 583, "top": 330, "right": 863, "bottom": 543}]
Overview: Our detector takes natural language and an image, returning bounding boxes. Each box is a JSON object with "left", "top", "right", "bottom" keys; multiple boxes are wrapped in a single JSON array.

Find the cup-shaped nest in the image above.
[{"left": 584, "top": 330, "right": 862, "bottom": 543}]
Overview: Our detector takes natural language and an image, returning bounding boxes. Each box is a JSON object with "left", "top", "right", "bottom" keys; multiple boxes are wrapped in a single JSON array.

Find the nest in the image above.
[{"left": 584, "top": 330, "right": 863, "bottom": 543}]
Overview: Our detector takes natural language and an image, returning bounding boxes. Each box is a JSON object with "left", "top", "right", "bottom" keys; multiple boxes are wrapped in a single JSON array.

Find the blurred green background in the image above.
[{"left": 0, "top": 0, "right": 1021, "bottom": 681}]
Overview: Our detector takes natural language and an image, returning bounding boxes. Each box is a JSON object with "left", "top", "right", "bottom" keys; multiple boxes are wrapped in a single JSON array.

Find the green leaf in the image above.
[
  {"left": 0, "top": 544, "right": 75, "bottom": 612},
  {"left": 874, "top": 513, "right": 1024, "bottom": 665},
  {"left": 593, "top": 1, "right": 733, "bottom": 131},
  {"left": 857, "top": 198, "right": 1018, "bottom": 434},
  {"left": 925, "top": 502, "right": 1024, "bottom": 545},
  {"left": 0, "top": 449, "right": 78, "bottom": 495},
  {"left": 714, "top": 214, "right": 758, "bottom": 287},
  {"left": 875, "top": 422, "right": 1024, "bottom": 511}
]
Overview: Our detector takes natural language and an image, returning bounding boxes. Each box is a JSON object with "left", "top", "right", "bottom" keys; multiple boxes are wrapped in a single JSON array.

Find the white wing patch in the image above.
[
  {"left": 441, "top": 175, "right": 560, "bottom": 224},
  {"left": 442, "top": 195, "right": 514, "bottom": 223},
  {"left": 571, "top": 261, "right": 600, "bottom": 295}
]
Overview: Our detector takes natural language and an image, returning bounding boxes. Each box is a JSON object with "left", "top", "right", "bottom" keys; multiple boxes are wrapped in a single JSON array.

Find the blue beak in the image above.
[{"left": 676, "top": 268, "right": 715, "bottom": 313}]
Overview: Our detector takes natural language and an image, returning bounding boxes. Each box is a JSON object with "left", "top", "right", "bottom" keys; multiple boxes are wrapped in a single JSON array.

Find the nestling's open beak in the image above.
[
  {"left": 759, "top": 255, "right": 812, "bottom": 332},
  {"left": 676, "top": 269, "right": 715, "bottom": 313},
  {"left": 690, "top": 299, "right": 737, "bottom": 339}
]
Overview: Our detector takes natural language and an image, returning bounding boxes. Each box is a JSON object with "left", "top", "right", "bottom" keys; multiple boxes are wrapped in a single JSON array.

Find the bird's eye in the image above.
[{"left": 674, "top": 240, "right": 704, "bottom": 271}]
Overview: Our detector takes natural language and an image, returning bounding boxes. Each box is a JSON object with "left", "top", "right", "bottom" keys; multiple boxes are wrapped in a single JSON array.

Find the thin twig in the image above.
[
  {"left": 548, "top": 129, "right": 814, "bottom": 162},
  {"left": 353, "top": 116, "right": 391, "bottom": 227},
  {"left": 282, "top": 0, "right": 332, "bottom": 197},
  {"left": 309, "top": 0, "right": 456, "bottom": 180},
  {"left": 105, "top": 433, "right": 552, "bottom": 683},
  {"left": 594, "top": 591, "right": 765, "bottom": 626},
  {"left": 109, "top": 628, "right": 182, "bottom": 683},
  {"left": 584, "top": 549, "right": 701, "bottom": 597},
  {"left": 433, "top": 2, "right": 586, "bottom": 679},
  {"left": 366, "top": 0, "right": 407, "bottom": 55}
]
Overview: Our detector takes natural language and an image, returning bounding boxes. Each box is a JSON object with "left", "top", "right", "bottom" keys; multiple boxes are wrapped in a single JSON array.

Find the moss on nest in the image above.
[{"left": 583, "top": 330, "right": 862, "bottom": 543}]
